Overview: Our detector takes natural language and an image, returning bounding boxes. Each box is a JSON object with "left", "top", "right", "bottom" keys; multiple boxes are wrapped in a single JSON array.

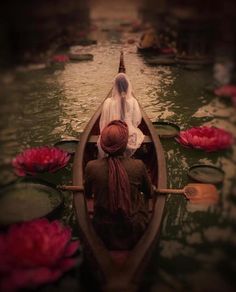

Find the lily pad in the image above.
[
  {"left": 68, "top": 53, "right": 93, "bottom": 61},
  {"left": 76, "top": 39, "right": 97, "bottom": 46},
  {"left": 204, "top": 83, "right": 217, "bottom": 93},
  {"left": 153, "top": 121, "right": 180, "bottom": 138},
  {"left": 176, "top": 56, "right": 213, "bottom": 65},
  {"left": 146, "top": 57, "right": 176, "bottom": 66},
  {"left": 180, "top": 64, "right": 205, "bottom": 71},
  {"left": 0, "top": 166, "right": 18, "bottom": 186},
  {"left": 137, "top": 46, "right": 159, "bottom": 53},
  {"left": 54, "top": 140, "right": 79, "bottom": 154},
  {"left": 188, "top": 164, "right": 225, "bottom": 184},
  {"left": 0, "top": 179, "right": 63, "bottom": 225}
]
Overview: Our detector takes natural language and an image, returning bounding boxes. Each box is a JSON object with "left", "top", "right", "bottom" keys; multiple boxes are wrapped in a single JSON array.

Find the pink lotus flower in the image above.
[
  {"left": 12, "top": 146, "right": 71, "bottom": 176},
  {"left": 214, "top": 85, "right": 236, "bottom": 97},
  {"left": 52, "top": 54, "right": 69, "bottom": 63},
  {"left": 0, "top": 219, "right": 79, "bottom": 291},
  {"left": 176, "top": 126, "right": 234, "bottom": 152}
]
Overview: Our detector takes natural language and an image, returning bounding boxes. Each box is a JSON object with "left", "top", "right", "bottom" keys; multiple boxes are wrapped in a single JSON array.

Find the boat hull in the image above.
[{"left": 72, "top": 57, "right": 167, "bottom": 291}]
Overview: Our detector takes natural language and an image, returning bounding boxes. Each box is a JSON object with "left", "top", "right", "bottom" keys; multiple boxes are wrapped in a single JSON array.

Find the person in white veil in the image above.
[{"left": 98, "top": 72, "right": 144, "bottom": 157}]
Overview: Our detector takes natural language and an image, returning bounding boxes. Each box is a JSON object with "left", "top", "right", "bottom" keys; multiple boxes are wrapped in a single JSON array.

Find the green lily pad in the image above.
[
  {"left": 54, "top": 140, "right": 79, "bottom": 154},
  {"left": 153, "top": 121, "right": 180, "bottom": 138},
  {"left": 176, "top": 56, "right": 213, "bottom": 65},
  {"left": 147, "top": 57, "right": 176, "bottom": 66},
  {"left": 76, "top": 39, "right": 97, "bottom": 46},
  {"left": 0, "top": 179, "right": 63, "bottom": 226},
  {"left": 188, "top": 164, "right": 225, "bottom": 184},
  {"left": 68, "top": 53, "right": 94, "bottom": 61}
]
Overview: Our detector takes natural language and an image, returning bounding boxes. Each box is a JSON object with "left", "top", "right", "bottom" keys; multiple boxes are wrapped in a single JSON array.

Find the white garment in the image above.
[{"left": 98, "top": 73, "right": 144, "bottom": 157}]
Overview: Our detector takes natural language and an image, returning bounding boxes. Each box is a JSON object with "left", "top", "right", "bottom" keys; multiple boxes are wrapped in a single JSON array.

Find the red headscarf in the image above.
[{"left": 100, "top": 120, "right": 131, "bottom": 216}]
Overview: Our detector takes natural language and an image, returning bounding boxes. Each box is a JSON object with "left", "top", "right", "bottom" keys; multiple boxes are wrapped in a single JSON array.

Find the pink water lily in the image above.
[
  {"left": 52, "top": 54, "right": 69, "bottom": 63},
  {"left": 0, "top": 219, "right": 80, "bottom": 291},
  {"left": 214, "top": 85, "right": 236, "bottom": 97},
  {"left": 176, "top": 126, "right": 234, "bottom": 152},
  {"left": 12, "top": 146, "right": 71, "bottom": 176}
]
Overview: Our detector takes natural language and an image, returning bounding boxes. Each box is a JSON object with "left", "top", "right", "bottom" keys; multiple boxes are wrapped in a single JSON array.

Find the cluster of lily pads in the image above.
[
  {"left": 175, "top": 85, "right": 235, "bottom": 151},
  {"left": 51, "top": 53, "right": 94, "bottom": 64},
  {"left": 0, "top": 146, "right": 79, "bottom": 291}
]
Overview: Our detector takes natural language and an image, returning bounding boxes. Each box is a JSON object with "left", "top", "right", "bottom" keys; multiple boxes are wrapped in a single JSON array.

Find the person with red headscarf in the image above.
[{"left": 84, "top": 120, "right": 153, "bottom": 250}]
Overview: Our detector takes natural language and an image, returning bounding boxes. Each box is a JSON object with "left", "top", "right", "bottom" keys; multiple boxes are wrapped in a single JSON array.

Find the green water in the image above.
[{"left": 0, "top": 2, "right": 236, "bottom": 291}]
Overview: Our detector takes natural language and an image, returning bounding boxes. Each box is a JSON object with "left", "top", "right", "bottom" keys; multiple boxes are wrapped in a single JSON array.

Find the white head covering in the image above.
[
  {"left": 112, "top": 73, "right": 133, "bottom": 99},
  {"left": 99, "top": 73, "right": 144, "bottom": 157},
  {"left": 111, "top": 73, "right": 133, "bottom": 121}
]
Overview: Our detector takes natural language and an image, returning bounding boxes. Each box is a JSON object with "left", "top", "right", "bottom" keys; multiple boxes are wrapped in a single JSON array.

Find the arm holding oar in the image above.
[{"left": 58, "top": 183, "right": 219, "bottom": 204}]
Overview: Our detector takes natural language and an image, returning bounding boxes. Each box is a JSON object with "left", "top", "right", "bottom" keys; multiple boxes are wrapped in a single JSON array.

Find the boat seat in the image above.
[{"left": 88, "top": 135, "right": 152, "bottom": 143}]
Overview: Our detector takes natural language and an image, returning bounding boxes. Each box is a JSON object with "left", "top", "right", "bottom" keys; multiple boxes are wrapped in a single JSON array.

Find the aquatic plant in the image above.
[
  {"left": 0, "top": 219, "right": 79, "bottom": 291},
  {"left": 12, "top": 146, "right": 71, "bottom": 176},
  {"left": 176, "top": 126, "right": 234, "bottom": 152},
  {"left": 51, "top": 54, "right": 69, "bottom": 63},
  {"left": 214, "top": 84, "right": 236, "bottom": 97}
]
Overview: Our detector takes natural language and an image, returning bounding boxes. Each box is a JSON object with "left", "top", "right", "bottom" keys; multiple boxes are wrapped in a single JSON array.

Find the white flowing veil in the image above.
[
  {"left": 99, "top": 73, "right": 144, "bottom": 157},
  {"left": 111, "top": 73, "right": 133, "bottom": 120},
  {"left": 100, "top": 73, "right": 138, "bottom": 129}
]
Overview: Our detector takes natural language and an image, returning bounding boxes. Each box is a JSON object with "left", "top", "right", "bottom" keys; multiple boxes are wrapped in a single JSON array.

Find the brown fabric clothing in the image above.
[{"left": 84, "top": 157, "right": 153, "bottom": 250}]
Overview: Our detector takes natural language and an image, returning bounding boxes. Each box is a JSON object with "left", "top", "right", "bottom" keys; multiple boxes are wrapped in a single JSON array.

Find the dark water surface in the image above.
[{"left": 0, "top": 0, "right": 236, "bottom": 291}]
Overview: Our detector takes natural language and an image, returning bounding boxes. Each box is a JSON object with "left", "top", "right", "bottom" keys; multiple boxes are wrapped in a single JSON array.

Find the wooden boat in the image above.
[{"left": 72, "top": 52, "right": 167, "bottom": 291}]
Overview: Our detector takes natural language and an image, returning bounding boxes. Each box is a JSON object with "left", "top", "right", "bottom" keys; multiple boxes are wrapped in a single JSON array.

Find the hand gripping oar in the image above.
[{"left": 58, "top": 183, "right": 219, "bottom": 204}]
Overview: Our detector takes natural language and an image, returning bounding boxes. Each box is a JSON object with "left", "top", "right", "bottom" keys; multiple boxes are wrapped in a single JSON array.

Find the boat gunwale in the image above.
[{"left": 72, "top": 60, "right": 167, "bottom": 290}]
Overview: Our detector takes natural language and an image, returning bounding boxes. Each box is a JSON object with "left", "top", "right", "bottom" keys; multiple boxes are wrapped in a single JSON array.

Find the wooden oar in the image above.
[
  {"left": 154, "top": 183, "right": 219, "bottom": 203},
  {"left": 58, "top": 183, "right": 219, "bottom": 204}
]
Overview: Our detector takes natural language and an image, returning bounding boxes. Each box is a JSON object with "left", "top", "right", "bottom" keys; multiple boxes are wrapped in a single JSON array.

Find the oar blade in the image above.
[{"left": 184, "top": 183, "right": 219, "bottom": 204}]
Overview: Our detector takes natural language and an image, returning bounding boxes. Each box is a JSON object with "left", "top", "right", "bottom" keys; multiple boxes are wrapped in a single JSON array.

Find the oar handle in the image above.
[
  {"left": 58, "top": 185, "right": 186, "bottom": 195},
  {"left": 156, "top": 188, "right": 185, "bottom": 194},
  {"left": 57, "top": 185, "right": 184, "bottom": 194},
  {"left": 57, "top": 185, "right": 84, "bottom": 191}
]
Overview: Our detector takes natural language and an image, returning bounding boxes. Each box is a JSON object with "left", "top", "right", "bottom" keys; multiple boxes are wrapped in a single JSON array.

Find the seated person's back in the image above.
[{"left": 84, "top": 120, "right": 153, "bottom": 250}]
